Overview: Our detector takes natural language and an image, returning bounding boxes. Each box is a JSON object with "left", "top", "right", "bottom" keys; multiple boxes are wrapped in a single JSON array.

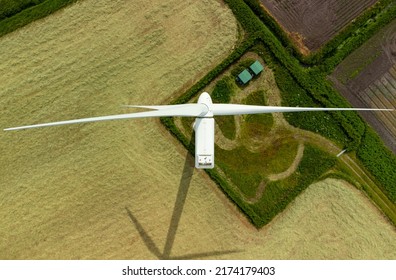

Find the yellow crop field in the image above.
[{"left": 0, "top": 0, "right": 394, "bottom": 260}]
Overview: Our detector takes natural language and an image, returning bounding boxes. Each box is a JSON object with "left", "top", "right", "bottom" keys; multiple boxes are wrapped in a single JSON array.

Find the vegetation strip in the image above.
[{"left": 0, "top": 0, "right": 79, "bottom": 37}]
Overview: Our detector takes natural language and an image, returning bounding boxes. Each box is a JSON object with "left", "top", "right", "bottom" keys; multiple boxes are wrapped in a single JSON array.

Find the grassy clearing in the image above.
[{"left": 0, "top": 0, "right": 238, "bottom": 259}]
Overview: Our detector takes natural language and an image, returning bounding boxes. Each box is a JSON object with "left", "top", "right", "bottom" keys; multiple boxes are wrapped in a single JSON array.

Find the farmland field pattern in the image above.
[{"left": 260, "top": 0, "right": 379, "bottom": 51}]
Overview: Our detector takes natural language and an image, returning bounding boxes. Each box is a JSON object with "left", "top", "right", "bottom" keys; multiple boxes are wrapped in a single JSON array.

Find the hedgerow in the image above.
[
  {"left": 243, "top": 0, "right": 305, "bottom": 61},
  {"left": 173, "top": 37, "right": 256, "bottom": 105},
  {"left": 0, "top": 0, "right": 45, "bottom": 21},
  {"left": 357, "top": 128, "right": 396, "bottom": 203},
  {"left": 0, "top": 0, "right": 79, "bottom": 37},
  {"left": 321, "top": 2, "right": 396, "bottom": 74}
]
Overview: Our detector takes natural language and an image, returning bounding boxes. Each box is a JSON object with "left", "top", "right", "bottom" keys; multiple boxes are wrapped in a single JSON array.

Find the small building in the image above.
[
  {"left": 249, "top": 60, "right": 264, "bottom": 76},
  {"left": 237, "top": 69, "right": 253, "bottom": 85}
]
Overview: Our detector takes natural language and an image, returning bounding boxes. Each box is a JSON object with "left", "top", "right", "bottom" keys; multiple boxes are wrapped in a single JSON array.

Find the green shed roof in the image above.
[
  {"left": 249, "top": 60, "right": 264, "bottom": 75},
  {"left": 237, "top": 69, "right": 253, "bottom": 84}
]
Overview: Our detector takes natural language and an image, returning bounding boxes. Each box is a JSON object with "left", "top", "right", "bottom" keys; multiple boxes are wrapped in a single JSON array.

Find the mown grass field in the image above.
[{"left": 0, "top": 0, "right": 239, "bottom": 259}]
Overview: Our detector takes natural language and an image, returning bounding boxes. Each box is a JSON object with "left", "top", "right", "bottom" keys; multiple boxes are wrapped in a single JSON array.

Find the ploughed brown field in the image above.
[
  {"left": 330, "top": 19, "right": 396, "bottom": 153},
  {"left": 259, "top": 0, "right": 379, "bottom": 52}
]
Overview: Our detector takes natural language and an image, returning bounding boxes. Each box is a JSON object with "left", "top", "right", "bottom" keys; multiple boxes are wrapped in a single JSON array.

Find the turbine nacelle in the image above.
[{"left": 197, "top": 91, "right": 213, "bottom": 118}]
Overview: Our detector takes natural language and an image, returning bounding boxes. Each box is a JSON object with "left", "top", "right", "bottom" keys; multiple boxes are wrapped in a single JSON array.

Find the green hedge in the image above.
[
  {"left": 211, "top": 76, "right": 234, "bottom": 104},
  {"left": 357, "top": 128, "right": 396, "bottom": 203},
  {"left": 250, "top": 40, "right": 365, "bottom": 150},
  {"left": 321, "top": 2, "right": 396, "bottom": 74},
  {"left": 174, "top": 38, "right": 256, "bottom": 105},
  {"left": 0, "top": 0, "right": 45, "bottom": 21},
  {"left": 224, "top": 0, "right": 264, "bottom": 35},
  {"left": 0, "top": 0, "right": 79, "bottom": 37},
  {"left": 243, "top": 0, "right": 306, "bottom": 62}
]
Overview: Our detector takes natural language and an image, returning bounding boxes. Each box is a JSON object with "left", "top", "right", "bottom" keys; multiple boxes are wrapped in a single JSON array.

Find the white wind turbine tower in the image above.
[{"left": 4, "top": 92, "right": 393, "bottom": 169}]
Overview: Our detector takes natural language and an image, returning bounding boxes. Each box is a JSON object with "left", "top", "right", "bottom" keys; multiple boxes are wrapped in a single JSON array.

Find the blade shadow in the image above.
[
  {"left": 125, "top": 207, "right": 162, "bottom": 258},
  {"left": 168, "top": 250, "right": 243, "bottom": 260},
  {"left": 162, "top": 141, "right": 195, "bottom": 259},
  {"left": 125, "top": 132, "right": 242, "bottom": 260}
]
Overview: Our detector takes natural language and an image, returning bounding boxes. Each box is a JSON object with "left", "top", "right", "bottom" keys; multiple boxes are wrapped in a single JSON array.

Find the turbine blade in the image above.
[
  {"left": 211, "top": 104, "right": 394, "bottom": 116},
  {"left": 4, "top": 104, "right": 208, "bottom": 131},
  {"left": 122, "top": 104, "right": 204, "bottom": 111},
  {"left": 122, "top": 103, "right": 209, "bottom": 115}
]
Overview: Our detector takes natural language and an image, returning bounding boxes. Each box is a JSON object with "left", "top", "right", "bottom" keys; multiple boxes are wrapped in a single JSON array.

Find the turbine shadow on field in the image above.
[{"left": 126, "top": 133, "right": 241, "bottom": 259}]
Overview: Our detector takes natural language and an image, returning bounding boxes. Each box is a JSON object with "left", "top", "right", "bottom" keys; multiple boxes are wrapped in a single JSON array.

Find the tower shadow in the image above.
[{"left": 125, "top": 133, "right": 241, "bottom": 259}]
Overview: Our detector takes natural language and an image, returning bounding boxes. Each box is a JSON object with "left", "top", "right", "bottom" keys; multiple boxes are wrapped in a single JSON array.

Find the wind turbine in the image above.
[{"left": 4, "top": 92, "right": 393, "bottom": 169}]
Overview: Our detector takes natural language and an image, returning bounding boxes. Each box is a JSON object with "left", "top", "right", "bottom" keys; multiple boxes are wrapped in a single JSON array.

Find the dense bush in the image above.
[
  {"left": 273, "top": 64, "right": 350, "bottom": 145},
  {"left": 0, "top": 0, "right": 79, "bottom": 37},
  {"left": 243, "top": 0, "right": 305, "bottom": 62},
  {"left": 357, "top": 128, "right": 396, "bottom": 203},
  {"left": 174, "top": 38, "right": 255, "bottom": 105},
  {"left": 211, "top": 76, "right": 234, "bottom": 104},
  {"left": 224, "top": 0, "right": 264, "bottom": 35},
  {"left": 317, "top": 0, "right": 395, "bottom": 68},
  {"left": 0, "top": 0, "right": 45, "bottom": 20}
]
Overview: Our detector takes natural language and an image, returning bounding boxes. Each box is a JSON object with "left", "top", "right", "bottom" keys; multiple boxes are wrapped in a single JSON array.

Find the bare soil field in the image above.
[
  {"left": 331, "top": 19, "right": 396, "bottom": 153},
  {"left": 259, "top": 0, "right": 378, "bottom": 52}
]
